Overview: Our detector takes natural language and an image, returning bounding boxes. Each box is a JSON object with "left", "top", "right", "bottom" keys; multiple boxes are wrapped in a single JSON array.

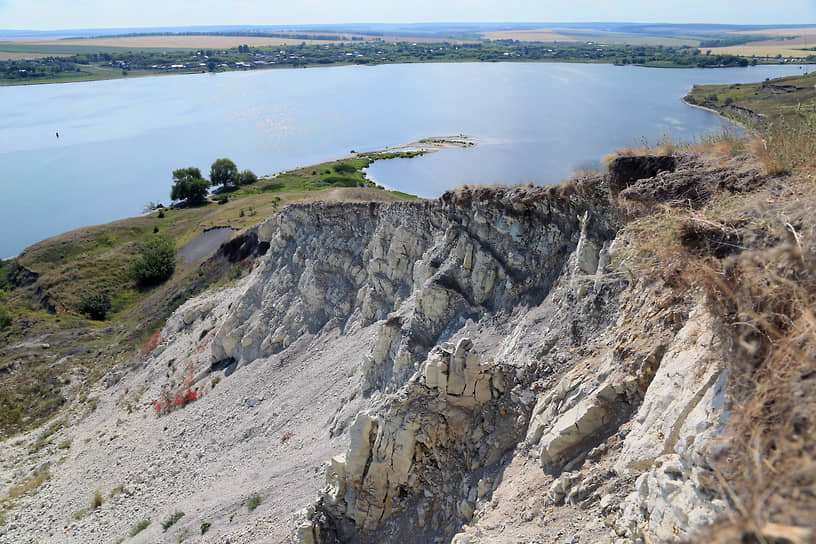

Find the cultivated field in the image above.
[
  {"left": 482, "top": 28, "right": 698, "bottom": 47},
  {"left": 706, "top": 27, "right": 816, "bottom": 59}
]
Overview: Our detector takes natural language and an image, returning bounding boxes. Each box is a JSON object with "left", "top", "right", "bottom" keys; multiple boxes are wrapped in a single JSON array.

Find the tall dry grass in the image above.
[
  {"left": 753, "top": 112, "right": 816, "bottom": 175},
  {"left": 691, "top": 242, "right": 816, "bottom": 544},
  {"left": 608, "top": 120, "right": 816, "bottom": 542}
]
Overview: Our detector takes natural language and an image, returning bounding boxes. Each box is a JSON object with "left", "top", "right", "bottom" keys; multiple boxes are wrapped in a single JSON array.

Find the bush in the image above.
[
  {"left": 131, "top": 236, "right": 175, "bottom": 286},
  {"left": 77, "top": 292, "right": 112, "bottom": 320},
  {"left": 724, "top": 96, "right": 734, "bottom": 106},
  {"left": 200, "top": 522, "right": 212, "bottom": 535},
  {"left": 161, "top": 511, "right": 184, "bottom": 531},
  {"left": 707, "top": 93, "right": 719, "bottom": 102},
  {"left": 237, "top": 169, "right": 258, "bottom": 186},
  {"left": 0, "top": 259, "right": 12, "bottom": 291},
  {"left": 333, "top": 162, "right": 357, "bottom": 175},
  {"left": 320, "top": 175, "right": 360, "bottom": 187},
  {"left": 152, "top": 364, "right": 199, "bottom": 414},
  {"left": 0, "top": 305, "right": 11, "bottom": 328}
]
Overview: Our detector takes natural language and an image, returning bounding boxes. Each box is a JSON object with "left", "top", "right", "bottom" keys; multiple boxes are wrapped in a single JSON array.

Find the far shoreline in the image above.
[{"left": 3, "top": 57, "right": 812, "bottom": 88}]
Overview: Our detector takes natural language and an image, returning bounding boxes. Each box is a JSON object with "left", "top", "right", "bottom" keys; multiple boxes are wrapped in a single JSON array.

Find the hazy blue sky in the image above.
[{"left": 0, "top": 0, "right": 814, "bottom": 30}]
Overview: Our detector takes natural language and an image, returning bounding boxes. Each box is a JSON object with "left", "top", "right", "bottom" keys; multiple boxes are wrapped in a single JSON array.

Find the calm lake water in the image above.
[{"left": 0, "top": 62, "right": 811, "bottom": 257}]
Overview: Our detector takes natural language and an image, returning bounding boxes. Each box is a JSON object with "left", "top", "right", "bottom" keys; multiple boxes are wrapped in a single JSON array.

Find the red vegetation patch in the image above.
[
  {"left": 152, "top": 364, "right": 199, "bottom": 415},
  {"left": 139, "top": 331, "right": 162, "bottom": 358}
]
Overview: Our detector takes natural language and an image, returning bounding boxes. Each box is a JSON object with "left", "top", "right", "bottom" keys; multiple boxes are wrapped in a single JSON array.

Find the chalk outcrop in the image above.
[{"left": 1, "top": 154, "right": 764, "bottom": 544}]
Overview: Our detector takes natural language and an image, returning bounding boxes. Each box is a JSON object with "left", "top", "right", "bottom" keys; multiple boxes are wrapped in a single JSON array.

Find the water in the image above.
[{"left": 0, "top": 62, "right": 811, "bottom": 257}]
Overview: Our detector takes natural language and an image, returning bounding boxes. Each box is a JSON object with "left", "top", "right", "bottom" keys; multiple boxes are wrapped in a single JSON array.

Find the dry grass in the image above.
[
  {"left": 752, "top": 113, "right": 816, "bottom": 175},
  {"left": 709, "top": 26, "right": 816, "bottom": 58},
  {"left": 2, "top": 464, "right": 51, "bottom": 505},
  {"left": 691, "top": 239, "right": 816, "bottom": 543},
  {"left": 611, "top": 135, "right": 816, "bottom": 542},
  {"left": 733, "top": 27, "right": 816, "bottom": 38}
]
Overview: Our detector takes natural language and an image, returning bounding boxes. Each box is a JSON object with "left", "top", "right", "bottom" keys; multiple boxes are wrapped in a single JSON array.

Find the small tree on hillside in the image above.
[
  {"left": 237, "top": 169, "right": 258, "bottom": 186},
  {"left": 170, "top": 167, "right": 210, "bottom": 203},
  {"left": 210, "top": 158, "right": 238, "bottom": 189}
]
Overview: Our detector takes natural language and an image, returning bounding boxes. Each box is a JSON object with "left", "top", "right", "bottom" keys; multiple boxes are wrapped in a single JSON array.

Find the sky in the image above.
[{"left": 0, "top": 0, "right": 814, "bottom": 31}]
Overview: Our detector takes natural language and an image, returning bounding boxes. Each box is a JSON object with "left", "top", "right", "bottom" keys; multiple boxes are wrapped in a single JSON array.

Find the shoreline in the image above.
[
  {"left": 3, "top": 58, "right": 812, "bottom": 88},
  {"left": 262, "top": 135, "right": 478, "bottom": 181},
  {"left": 680, "top": 96, "right": 755, "bottom": 133}
]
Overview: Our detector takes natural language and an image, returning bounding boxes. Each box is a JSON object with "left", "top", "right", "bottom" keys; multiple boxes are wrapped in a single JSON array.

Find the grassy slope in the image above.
[
  {"left": 0, "top": 154, "right": 418, "bottom": 437},
  {"left": 685, "top": 71, "right": 816, "bottom": 173},
  {"left": 686, "top": 71, "right": 816, "bottom": 119}
]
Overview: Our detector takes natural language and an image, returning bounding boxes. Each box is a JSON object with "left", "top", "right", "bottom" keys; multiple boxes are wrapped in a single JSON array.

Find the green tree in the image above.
[
  {"left": 131, "top": 236, "right": 176, "bottom": 286},
  {"left": 170, "top": 167, "right": 210, "bottom": 203},
  {"left": 210, "top": 158, "right": 238, "bottom": 188},
  {"left": 237, "top": 169, "right": 258, "bottom": 186}
]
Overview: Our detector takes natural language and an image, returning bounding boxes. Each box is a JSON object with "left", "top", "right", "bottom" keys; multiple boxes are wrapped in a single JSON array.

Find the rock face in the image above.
[
  {"left": 205, "top": 166, "right": 742, "bottom": 544},
  {"left": 1, "top": 155, "right": 760, "bottom": 544},
  {"left": 211, "top": 183, "right": 613, "bottom": 394}
]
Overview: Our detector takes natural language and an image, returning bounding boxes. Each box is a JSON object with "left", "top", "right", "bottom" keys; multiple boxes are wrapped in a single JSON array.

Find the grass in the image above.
[
  {"left": 28, "top": 417, "right": 66, "bottom": 453},
  {"left": 200, "top": 521, "right": 212, "bottom": 534},
  {"left": 685, "top": 72, "right": 816, "bottom": 175},
  {"left": 247, "top": 494, "right": 262, "bottom": 511},
  {"left": 130, "top": 519, "right": 151, "bottom": 536},
  {"left": 91, "top": 490, "right": 103, "bottom": 509},
  {"left": 1, "top": 464, "right": 51, "bottom": 510},
  {"left": 162, "top": 510, "right": 185, "bottom": 531},
  {"left": 686, "top": 72, "right": 816, "bottom": 122}
]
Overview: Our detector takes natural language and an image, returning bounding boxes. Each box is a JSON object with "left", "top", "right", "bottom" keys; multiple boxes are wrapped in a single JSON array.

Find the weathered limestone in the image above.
[
  {"left": 203, "top": 180, "right": 740, "bottom": 544},
  {"left": 609, "top": 310, "right": 730, "bottom": 542},
  {"left": 615, "top": 308, "right": 722, "bottom": 472},
  {"left": 310, "top": 339, "right": 512, "bottom": 536},
  {"left": 526, "top": 353, "right": 641, "bottom": 470},
  {"left": 212, "top": 186, "right": 613, "bottom": 394}
]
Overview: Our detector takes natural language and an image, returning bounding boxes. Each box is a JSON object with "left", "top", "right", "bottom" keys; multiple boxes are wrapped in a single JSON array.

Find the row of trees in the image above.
[{"left": 170, "top": 158, "right": 257, "bottom": 203}]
